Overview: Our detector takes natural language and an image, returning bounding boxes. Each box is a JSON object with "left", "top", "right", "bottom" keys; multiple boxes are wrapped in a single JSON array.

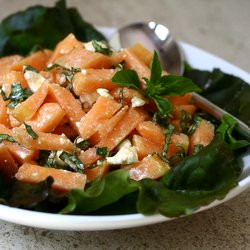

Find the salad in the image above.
[{"left": 0, "top": 0, "right": 249, "bottom": 218}]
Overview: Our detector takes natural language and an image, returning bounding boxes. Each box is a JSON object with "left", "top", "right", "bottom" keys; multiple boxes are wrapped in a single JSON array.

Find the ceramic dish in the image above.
[{"left": 0, "top": 27, "right": 249, "bottom": 231}]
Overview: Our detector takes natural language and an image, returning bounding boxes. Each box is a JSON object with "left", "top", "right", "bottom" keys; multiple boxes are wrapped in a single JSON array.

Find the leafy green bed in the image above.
[{"left": 0, "top": 0, "right": 249, "bottom": 217}]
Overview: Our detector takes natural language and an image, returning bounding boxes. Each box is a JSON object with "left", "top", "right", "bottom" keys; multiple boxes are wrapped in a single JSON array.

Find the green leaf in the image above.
[
  {"left": 24, "top": 123, "right": 38, "bottom": 140},
  {"left": 3, "top": 83, "right": 33, "bottom": 109},
  {"left": 150, "top": 51, "right": 162, "bottom": 83},
  {"left": 184, "top": 68, "right": 250, "bottom": 126},
  {"left": 150, "top": 95, "right": 173, "bottom": 118},
  {"left": 216, "top": 114, "right": 250, "bottom": 150},
  {"left": 59, "top": 151, "right": 84, "bottom": 173},
  {"left": 111, "top": 69, "right": 141, "bottom": 91},
  {"left": 0, "top": 134, "right": 16, "bottom": 143},
  {"left": 154, "top": 75, "right": 202, "bottom": 96},
  {"left": 96, "top": 147, "right": 109, "bottom": 157},
  {"left": 137, "top": 135, "right": 241, "bottom": 217},
  {"left": 8, "top": 177, "right": 54, "bottom": 208},
  {"left": 0, "top": 0, "right": 107, "bottom": 56},
  {"left": 64, "top": 169, "right": 139, "bottom": 214},
  {"left": 92, "top": 40, "right": 112, "bottom": 56}
]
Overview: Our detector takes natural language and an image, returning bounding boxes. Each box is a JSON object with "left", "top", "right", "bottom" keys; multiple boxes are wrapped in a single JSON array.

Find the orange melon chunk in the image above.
[
  {"left": 188, "top": 119, "right": 215, "bottom": 154},
  {"left": 79, "top": 107, "right": 148, "bottom": 166},
  {"left": 73, "top": 69, "right": 117, "bottom": 95},
  {"left": 0, "top": 124, "right": 38, "bottom": 164},
  {"left": 98, "top": 107, "right": 148, "bottom": 150},
  {"left": 128, "top": 42, "right": 153, "bottom": 67},
  {"left": 117, "top": 49, "right": 150, "bottom": 89},
  {"left": 48, "top": 84, "right": 85, "bottom": 131},
  {"left": 0, "top": 71, "right": 27, "bottom": 96},
  {"left": 12, "top": 82, "right": 49, "bottom": 122},
  {"left": 136, "top": 121, "right": 165, "bottom": 145},
  {"left": 12, "top": 126, "right": 74, "bottom": 152},
  {"left": 172, "top": 104, "right": 197, "bottom": 119},
  {"left": 15, "top": 163, "right": 87, "bottom": 192},
  {"left": 90, "top": 106, "right": 128, "bottom": 145},
  {"left": 47, "top": 33, "right": 82, "bottom": 65},
  {"left": 132, "top": 134, "right": 163, "bottom": 160},
  {"left": 0, "top": 144, "right": 18, "bottom": 179},
  {"left": 85, "top": 161, "right": 110, "bottom": 182},
  {"left": 55, "top": 47, "right": 116, "bottom": 70},
  {"left": 10, "top": 50, "right": 52, "bottom": 71},
  {"left": 26, "top": 102, "right": 65, "bottom": 133},
  {"left": 0, "top": 95, "right": 10, "bottom": 128},
  {"left": 0, "top": 55, "right": 23, "bottom": 75},
  {"left": 77, "top": 96, "right": 122, "bottom": 139},
  {"left": 168, "top": 93, "right": 192, "bottom": 105},
  {"left": 128, "top": 154, "right": 171, "bottom": 181}
]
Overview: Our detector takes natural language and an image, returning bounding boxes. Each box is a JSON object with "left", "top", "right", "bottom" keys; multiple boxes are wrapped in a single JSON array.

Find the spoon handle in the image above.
[{"left": 192, "top": 92, "right": 250, "bottom": 141}]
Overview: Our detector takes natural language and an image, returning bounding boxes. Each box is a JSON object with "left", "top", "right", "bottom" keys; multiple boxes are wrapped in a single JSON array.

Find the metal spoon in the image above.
[
  {"left": 110, "top": 22, "right": 184, "bottom": 75},
  {"left": 110, "top": 21, "right": 250, "bottom": 140}
]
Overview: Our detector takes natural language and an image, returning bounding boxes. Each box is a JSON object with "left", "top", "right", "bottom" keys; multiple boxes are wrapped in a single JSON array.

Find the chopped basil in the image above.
[
  {"left": 0, "top": 134, "right": 16, "bottom": 143},
  {"left": 92, "top": 40, "right": 112, "bottom": 56},
  {"left": 43, "top": 64, "right": 81, "bottom": 91},
  {"left": 162, "top": 124, "right": 175, "bottom": 158},
  {"left": 23, "top": 65, "right": 39, "bottom": 73},
  {"left": 59, "top": 151, "right": 84, "bottom": 173},
  {"left": 168, "top": 144, "right": 185, "bottom": 164},
  {"left": 96, "top": 147, "right": 109, "bottom": 156},
  {"left": 180, "top": 110, "right": 192, "bottom": 134},
  {"left": 1, "top": 83, "right": 33, "bottom": 109},
  {"left": 74, "top": 137, "right": 91, "bottom": 150},
  {"left": 119, "top": 88, "right": 124, "bottom": 104},
  {"left": 24, "top": 123, "right": 38, "bottom": 140},
  {"left": 116, "top": 60, "right": 126, "bottom": 70}
]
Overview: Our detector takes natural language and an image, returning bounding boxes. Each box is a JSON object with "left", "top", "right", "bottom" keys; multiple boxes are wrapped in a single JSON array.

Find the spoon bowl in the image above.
[{"left": 110, "top": 22, "right": 184, "bottom": 75}]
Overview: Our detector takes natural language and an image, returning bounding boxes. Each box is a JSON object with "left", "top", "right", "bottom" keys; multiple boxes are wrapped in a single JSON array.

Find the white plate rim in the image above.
[{"left": 0, "top": 27, "right": 249, "bottom": 231}]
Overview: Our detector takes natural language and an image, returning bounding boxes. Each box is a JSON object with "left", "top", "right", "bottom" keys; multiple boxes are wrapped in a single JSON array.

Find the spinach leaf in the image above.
[
  {"left": 0, "top": 0, "right": 107, "bottom": 56},
  {"left": 185, "top": 68, "right": 250, "bottom": 126},
  {"left": 61, "top": 169, "right": 139, "bottom": 214},
  {"left": 137, "top": 134, "right": 242, "bottom": 217},
  {"left": 216, "top": 114, "right": 249, "bottom": 150}
]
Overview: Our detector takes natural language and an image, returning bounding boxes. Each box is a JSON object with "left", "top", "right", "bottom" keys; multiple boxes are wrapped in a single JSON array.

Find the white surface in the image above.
[{"left": 0, "top": 29, "right": 249, "bottom": 231}]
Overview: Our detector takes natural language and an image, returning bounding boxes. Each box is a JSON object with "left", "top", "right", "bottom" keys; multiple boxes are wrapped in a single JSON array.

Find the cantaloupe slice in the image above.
[
  {"left": 128, "top": 154, "right": 171, "bottom": 181},
  {"left": 15, "top": 163, "right": 87, "bottom": 192},
  {"left": 73, "top": 69, "right": 117, "bottom": 95}
]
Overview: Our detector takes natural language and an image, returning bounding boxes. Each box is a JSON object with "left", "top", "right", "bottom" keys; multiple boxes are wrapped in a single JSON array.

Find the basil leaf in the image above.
[
  {"left": 59, "top": 151, "right": 84, "bottom": 173},
  {"left": 154, "top": 75, "right": 202, "bottom": 96},
  {"left": 150, "top": 95, "right": 173, "bottom": 118},
  {"left": 92, "top": 40, "right": 112, "bottom": 56},
  {"left": 150, "top": 51, "right": 162, "bottom": 83},
  {"left": 24, "top": 123, "right": 38, "bottom": 140},
  {"left": 111, "top": 69, "right": 141, "bottom": 91}
]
